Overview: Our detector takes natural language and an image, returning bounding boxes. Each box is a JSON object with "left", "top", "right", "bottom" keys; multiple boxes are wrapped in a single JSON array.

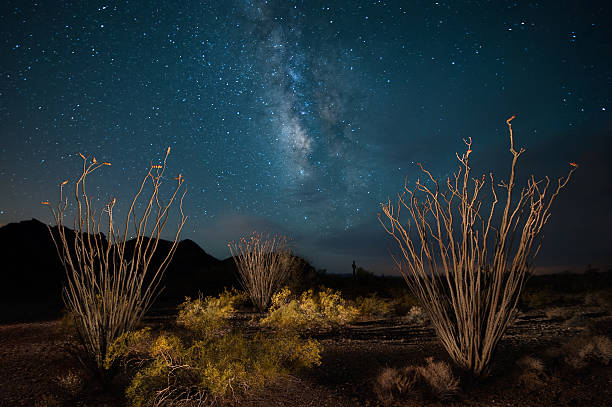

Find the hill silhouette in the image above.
[
  {"left": 0, "top": 219, "right": 66, "bottom": 320},
  {"left": 0, "top": 219, "right": 240, "bottom": 321}
]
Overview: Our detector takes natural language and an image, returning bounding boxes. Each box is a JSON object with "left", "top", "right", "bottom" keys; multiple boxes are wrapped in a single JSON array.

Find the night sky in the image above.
[{"left": 1, "top": 1, "right": 611, "bottom": 274}]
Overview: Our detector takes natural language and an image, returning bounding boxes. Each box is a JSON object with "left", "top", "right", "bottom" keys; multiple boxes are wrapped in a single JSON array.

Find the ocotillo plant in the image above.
[
  {"left": 42, "top": 148, "right": 187, "bottom": 377},
  {"left": 228, "top": 232, "right": 295, "bottom": 311},
  {"left": 379, "top": 117, "right": 576, "bottom": 376}
]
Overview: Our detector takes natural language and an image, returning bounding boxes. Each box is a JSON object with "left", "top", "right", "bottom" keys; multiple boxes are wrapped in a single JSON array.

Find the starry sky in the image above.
[{"left": 1, "top": 1, "right": 611, "bottom": 274}]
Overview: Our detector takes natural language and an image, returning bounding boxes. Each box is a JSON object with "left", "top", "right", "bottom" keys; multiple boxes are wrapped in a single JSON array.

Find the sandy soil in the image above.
[{"left": 1, "top": 308, "right": 611, "bottom": 406}]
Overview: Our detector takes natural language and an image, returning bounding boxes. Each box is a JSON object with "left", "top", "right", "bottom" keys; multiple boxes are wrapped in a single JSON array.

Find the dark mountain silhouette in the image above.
[
  {"left": 0, "top": 219, "right": 66, "bottom": 320},
  {"left": 0, "top": 219, "right": 239, "bottom": 322},
  {"left": 121, "top": 235, "right": 239, "bottom": 300}
]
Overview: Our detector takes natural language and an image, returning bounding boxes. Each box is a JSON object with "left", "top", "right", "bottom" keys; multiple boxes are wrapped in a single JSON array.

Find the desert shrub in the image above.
[
  {"left": 374, "top": 366, "right": 418, "bottom": 406},
  {"left": 563, "top": 335, "right": 612, "bottom": 369},
  {"left": 374, "top": 358, "right": 459, "bottom": 404},
  {"left": 355, "top": 293, "right": 394, "bottom": 319},
  {"left": 54, "top": 369, "right": 84, "bottom": 396},
  {"left": 418, "top": 357, "right": 460, "bottom": 400},
  {"left": 107, "top": 302, "right": 322, "bottom": 406},
  {"left": 110, "top": 330, "right": 320, "bottom": 406},
  {"left": 176, "top": 288, "right": 247, "bottom": 338},
  {"left": 261, "top": 287, "right": 359, "bottom": 332},
  {"left": 403, "top": 306, "right": 429, "bottom": 325},
  {"left": 43, "top": 149, "right": 187, "bottom": 377},
  {"left": 104, "top": 327, "right": 154, "bottom": 370},
  {"left": 284, "top": 256, "right": 318, "bottom": 293},
  {"left": 390, "top": 292, "right": 421, "bottom": 315},
  {"left": 355, "top": 266, "right": 376, "bottom": 279},
  {"left": 379, "top": 117, "right": 576, "bottom": 376},
  {"left": 228, "top": 232, "right": 296, "bottom": 311}
]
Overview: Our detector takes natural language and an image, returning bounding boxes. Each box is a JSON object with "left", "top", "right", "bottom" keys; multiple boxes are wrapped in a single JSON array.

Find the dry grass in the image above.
[
  {"left": 374, "top": 357, "right": 459, "bottom": 404},
  {"left": 54, "top": 369, "right": 84, "bottom": 396},
  {"left": 402, "top": 305, "right": 429, "bottom": 325},
  {"left": 418, "top": 357, "right": 460, "bottom": 400},
  {"left": 374, "top": 366, "right": 419, "bottom": 406}
]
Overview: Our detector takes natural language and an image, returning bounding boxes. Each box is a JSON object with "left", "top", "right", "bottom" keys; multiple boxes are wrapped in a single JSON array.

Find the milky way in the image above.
[{"left": 1, "top": 1, "right": 611, "bottom": 273}]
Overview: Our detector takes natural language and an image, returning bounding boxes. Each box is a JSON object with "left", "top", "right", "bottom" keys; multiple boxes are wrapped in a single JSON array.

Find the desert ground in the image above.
[{"left": 1, "top": 272, "right": 611, "bottom": 407}]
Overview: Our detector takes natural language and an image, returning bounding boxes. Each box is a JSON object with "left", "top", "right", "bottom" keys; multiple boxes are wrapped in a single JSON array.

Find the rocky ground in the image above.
[{"left": 1, "top": 306, "right": 611, "bottom": 407}]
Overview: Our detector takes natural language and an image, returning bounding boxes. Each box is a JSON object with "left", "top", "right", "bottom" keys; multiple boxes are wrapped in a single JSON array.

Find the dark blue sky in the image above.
[{"left": 1, "top": 1, "right": 610, "bottom": 273}]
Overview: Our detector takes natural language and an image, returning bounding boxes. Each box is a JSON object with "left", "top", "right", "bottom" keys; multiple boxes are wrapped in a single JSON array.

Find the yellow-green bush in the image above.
[
  {"left": 355, "top": 293, "right": 394, "bottom": 319},
  {"left": 176, "top": 288, "right": 247, "bottom": 338},
  {"left": 116, "top": 331, "right": 321, "bottom": 406},
  {"left": 105, "top": 327, "right": 153, "bottom": 370},
  {"left": 261, "top": 287, "right": 359, "bottom": 331},
  {"left": 107, "top": 291, "right": 321, "bottom": 406}
]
